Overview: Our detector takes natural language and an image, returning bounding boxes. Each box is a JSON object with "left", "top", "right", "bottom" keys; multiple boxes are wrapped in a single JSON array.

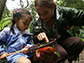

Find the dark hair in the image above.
[
  {"left": 34, "top": 0, "right": 55, "bottom": 8},
  {"left": 11, "top": 8, "right": 32, "bottom": 34}
]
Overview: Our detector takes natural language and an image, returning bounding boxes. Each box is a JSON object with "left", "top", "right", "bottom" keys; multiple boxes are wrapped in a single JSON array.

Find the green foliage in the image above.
[
  {"left": 0, "top": 17, "right": 12, "bottom": 32},
  {"left": 28, "top": 1, "right": 36, "bottom": 18},
  {"left": 56, "top": 0, "right": 84, "bottom": 10},
  {"left": 75, "top": 26, "right": 84, "bottom": 41},
  {"left": 28, "top": 17, "right": 36, "bottom": 32},
  {"left": 11, "top": 0, "right": 15, "bottom": 1}
]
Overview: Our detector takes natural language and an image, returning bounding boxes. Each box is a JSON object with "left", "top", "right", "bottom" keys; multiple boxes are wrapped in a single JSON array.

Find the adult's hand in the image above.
[{"left": 37, "top": 32, "right": 49, "bottom": 43}]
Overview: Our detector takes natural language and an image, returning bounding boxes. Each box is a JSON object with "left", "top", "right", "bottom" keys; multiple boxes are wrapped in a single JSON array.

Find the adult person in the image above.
[{"left": 30, "top": 0, "right": 84, "bottom": 63}]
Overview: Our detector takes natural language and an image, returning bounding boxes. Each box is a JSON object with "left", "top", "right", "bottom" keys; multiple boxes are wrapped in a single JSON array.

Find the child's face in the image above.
[
  {"left": 15, "top": 16, "right": 31, "bottom": 31},
  {"left": 35, "top": 6, "right": 54, "bottom": 22}
]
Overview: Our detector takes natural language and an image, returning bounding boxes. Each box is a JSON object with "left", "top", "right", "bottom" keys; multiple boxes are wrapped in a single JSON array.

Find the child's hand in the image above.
[
  {"left": 0, "top": 52, "right": 8, "bottom": 60},
  {"left": 21, "top": 46, "right": 29, "bottom": 54}
]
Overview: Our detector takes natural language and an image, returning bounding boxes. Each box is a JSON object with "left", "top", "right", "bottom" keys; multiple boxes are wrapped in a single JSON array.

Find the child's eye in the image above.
[
  {"left": 23, "top": 22, "right": 26, "bottom": 25},
  {"left": 23, "top": 22, "right": 30, "bottom": 25}
]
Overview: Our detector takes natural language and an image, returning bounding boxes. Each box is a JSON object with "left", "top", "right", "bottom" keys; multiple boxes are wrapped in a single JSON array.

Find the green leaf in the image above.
[{"left": 54, "top": 51, "right": 60, "bottom": 57}]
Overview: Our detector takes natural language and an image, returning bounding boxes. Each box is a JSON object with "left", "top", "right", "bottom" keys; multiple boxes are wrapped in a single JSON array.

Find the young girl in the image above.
[
  {"left": 0, "top": 8, "right": 34, "bottom": 63},
  {"left": 30, "top": 0, "right": 84, "bottom": 63}
]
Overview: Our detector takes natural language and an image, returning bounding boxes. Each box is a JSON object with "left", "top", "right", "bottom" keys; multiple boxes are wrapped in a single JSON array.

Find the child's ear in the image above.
[{"left": 14, "top": 17, "right": 18, "bottom": 22}]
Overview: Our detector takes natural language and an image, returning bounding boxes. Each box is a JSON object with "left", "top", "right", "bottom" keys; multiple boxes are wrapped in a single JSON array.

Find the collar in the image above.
[
  {"left": 56, "top": 9, "right": 60, "bottom": 20},
  {"left": 20, "top": 30, "right": 33, "bottom": 36},
  {"left": 13, "top": 26, "right": 33, "bottom": 36},
  {"left": 13, "top": 25, "right": 20, "bottom": 35}
]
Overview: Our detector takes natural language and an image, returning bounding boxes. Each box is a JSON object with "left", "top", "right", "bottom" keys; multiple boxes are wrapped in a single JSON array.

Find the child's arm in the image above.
[
  {"left": 21, "top": 40, "right": 34, "bottom": 54},
  {"left": 21, "top": 35, "right": 34, "bottom": 54}
]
